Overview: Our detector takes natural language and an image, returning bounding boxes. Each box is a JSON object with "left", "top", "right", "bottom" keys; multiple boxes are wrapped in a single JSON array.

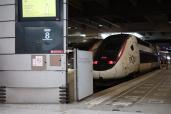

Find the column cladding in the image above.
[{"left": 0, "top": 0, "right": 68, "bottom": 103}]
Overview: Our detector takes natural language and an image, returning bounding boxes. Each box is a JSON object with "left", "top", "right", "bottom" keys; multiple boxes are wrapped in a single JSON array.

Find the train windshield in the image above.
[{"left": 93, "top": 34, "right": 128, "bottom": 71}]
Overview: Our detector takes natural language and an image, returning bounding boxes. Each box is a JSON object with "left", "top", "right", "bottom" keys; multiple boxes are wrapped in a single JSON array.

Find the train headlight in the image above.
[
  {"left": 93, "top": 61, "right": 99, "bottom": 65},
  {"left": 108, "top": 60, "right": 115, "bottom": 65}
]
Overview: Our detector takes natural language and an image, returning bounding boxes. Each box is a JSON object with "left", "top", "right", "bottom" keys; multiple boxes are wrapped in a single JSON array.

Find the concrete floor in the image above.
[{"left": 0, "top": 67, "right": 171, "bottom": 114}]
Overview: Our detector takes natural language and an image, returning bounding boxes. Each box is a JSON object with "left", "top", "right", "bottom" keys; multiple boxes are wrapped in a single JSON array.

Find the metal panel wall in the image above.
[
  {"left": 0, "top": 0, "right": 68, "bottom": 104},
  {"left": 0, "top": 0, "right": 15, "bottom": 5},
  {"left": 0, "top": 22, "right": 15, "bottom": 38},
  {"left": 0, "top": 55, "right": 31, "bottom": 70},
  {"left": 0, "top": 71, "right": 66, "bottom": 87},
  {"left": 0, "top": 4, "right": 15, "bottom": 52},
  {"left": 0, "top": 5, "right": 15, "bottom": 21},
  {"left": 6, "top": 88, "right": 60, "bottom": 103},
  {"left": 0, "top": 38, "right": 15, "bottom": 54},
  {"left": 0, "top": 54, "right": 66, "bottom": 70},
  {"left": 63, "top": 0, "right": 68, "bottom": 53}
]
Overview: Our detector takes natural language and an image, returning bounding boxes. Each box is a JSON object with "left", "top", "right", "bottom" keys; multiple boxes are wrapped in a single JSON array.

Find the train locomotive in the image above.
[{"left": 93, "top": 34, "right": 159, "bottom": 80}]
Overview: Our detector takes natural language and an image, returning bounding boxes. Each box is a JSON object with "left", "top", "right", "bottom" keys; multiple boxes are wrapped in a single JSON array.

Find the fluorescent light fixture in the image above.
[
  {"left": 100, "top": 32, "right": 143, "bottom": 39},
  {"left": 99, "top": 24, "right": 103, "bottom": 27},
  {"left": 80, "top": 34, "right": 86, "bottom": 37},
  {"left": 160, "top": 51, "right": 169, "bottom": 54},
  {"left": 68, "top": 32, "right": 86, "bottom": 37},
  {"left": 167, "top": 56, "right": 171, "bottom": 60},
  {"left": 83, "top": 39, "right": 87, "bottom": 42}
]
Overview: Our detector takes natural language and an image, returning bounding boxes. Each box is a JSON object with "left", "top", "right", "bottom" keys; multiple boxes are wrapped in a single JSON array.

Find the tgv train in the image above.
[{"left": 93, "top": 34, "right": 159, "bottom": 80}]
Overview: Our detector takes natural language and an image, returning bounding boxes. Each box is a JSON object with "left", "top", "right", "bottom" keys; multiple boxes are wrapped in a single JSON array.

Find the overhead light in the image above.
[
  {"left": 80, "top": 34, "right": 86, "bottom": 37},
  {"left": 167, "top": 56, "right": 170, "bottom": 60},
  {"left": 83, "top": 39, "right": 87, "bottom": 42},
  {"left": 99, "top": 24, "right": 103, "bottom": 27},
  {"left": 68, "top": 27, "right": 78, "bottom": 29},
  {"left": 68, "top": 26, "right": 71, "bottom": 29}
]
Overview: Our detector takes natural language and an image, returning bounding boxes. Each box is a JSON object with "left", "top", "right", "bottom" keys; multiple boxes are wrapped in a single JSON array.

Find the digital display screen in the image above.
[
  {"left": 16, "top": 26, "right": 64, "bottom": 53},
  {"left": 22, "top": 0, "right": 57, "bottom": 18}
]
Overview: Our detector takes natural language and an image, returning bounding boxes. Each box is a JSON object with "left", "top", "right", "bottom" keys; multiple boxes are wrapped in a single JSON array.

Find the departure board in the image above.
[{"left": 22, "top": 0, "right": 57, "bottom": 18}]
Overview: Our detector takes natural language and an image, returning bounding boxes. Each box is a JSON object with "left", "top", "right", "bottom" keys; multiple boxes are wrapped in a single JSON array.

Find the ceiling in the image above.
[{"left": 69, "top": 0, "right": 171, "bottom": 40}]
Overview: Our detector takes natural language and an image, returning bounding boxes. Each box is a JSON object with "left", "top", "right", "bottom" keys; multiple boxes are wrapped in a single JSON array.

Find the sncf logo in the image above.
[{"left": 129, "top": 55, "right": 136, "bottom": 64}]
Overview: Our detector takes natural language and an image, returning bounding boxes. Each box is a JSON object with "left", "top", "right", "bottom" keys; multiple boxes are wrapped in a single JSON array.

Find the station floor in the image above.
[{"left": 0, "top": 66, "right": 171, "bottom": 114}]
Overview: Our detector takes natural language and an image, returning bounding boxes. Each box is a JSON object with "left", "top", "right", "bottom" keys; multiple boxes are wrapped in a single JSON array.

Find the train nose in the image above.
[
  {"left": 93, "top": 71, "right": 105, "bottom": 79},
  {"left": 99, "top": 73, "right": 104, "bottom": 80},
  {"left": 93, "top": 71, "right": 100, "bottom": 79}
]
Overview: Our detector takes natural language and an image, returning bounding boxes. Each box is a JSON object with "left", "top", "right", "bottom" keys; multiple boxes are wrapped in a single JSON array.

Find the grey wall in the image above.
[
  {"left": 0, "top": 1, "right": 15, "bottom": 54},
  {"left": 0, "top": 0, "right": 68, "bottom": 103}
]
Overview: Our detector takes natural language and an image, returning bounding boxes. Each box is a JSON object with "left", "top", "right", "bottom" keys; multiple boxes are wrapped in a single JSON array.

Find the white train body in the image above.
[{"left": 93, "top": 34, "right": 159, "bottom": 80}]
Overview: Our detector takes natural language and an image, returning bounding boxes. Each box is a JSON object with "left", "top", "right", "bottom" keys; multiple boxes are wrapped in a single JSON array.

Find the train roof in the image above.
[
  {"left": 102, "top": 34, "right": 152, "bottom": 48},
  {"left": 68, "top": 39, "right": 102, "bottom": 50}
]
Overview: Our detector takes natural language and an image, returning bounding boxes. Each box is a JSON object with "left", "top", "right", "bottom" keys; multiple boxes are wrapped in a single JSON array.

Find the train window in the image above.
[
  {"left": 137, "top": 38, "right": 150, "bottom": 47},
  {"left": 131, "top": 45, "right": 134, "bottom": 51},
  {"left": 140, "top": 51, "right": 158, "bottom": 63}
]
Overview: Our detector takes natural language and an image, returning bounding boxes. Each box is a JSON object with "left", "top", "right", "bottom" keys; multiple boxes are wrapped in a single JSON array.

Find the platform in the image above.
[
  {"left": 81, "top": 68, "right": 171, "bottom": 114},
  {"left": 0, "top": 67, "right": 171, "bottom": 114}
]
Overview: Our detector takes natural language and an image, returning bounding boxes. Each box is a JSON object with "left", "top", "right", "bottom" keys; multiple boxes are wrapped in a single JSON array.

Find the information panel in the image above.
[
  {"left": 16, "top": 0, "right": 64, "bottom": 54},
  {"left": 22, "top": 0, "right": 56, "bottom": 18},
  {"left": 16, "top": 26, "right": 64, "bottom": 54}
]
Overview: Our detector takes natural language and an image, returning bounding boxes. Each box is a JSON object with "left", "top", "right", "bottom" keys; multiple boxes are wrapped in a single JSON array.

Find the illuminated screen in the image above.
[{"left": 22, "top": 0, "right": 57, "bottom": 18}]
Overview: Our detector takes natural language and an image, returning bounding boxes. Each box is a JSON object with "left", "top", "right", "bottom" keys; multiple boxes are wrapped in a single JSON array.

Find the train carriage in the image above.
[{"left": 93, "top": 34, "right": 159, "bottom": 80}]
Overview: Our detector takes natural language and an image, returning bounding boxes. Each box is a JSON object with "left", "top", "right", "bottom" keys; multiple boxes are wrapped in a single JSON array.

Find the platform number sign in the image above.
[{"left": 43, "top": 29, "right": 53, "bottom": 41}]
